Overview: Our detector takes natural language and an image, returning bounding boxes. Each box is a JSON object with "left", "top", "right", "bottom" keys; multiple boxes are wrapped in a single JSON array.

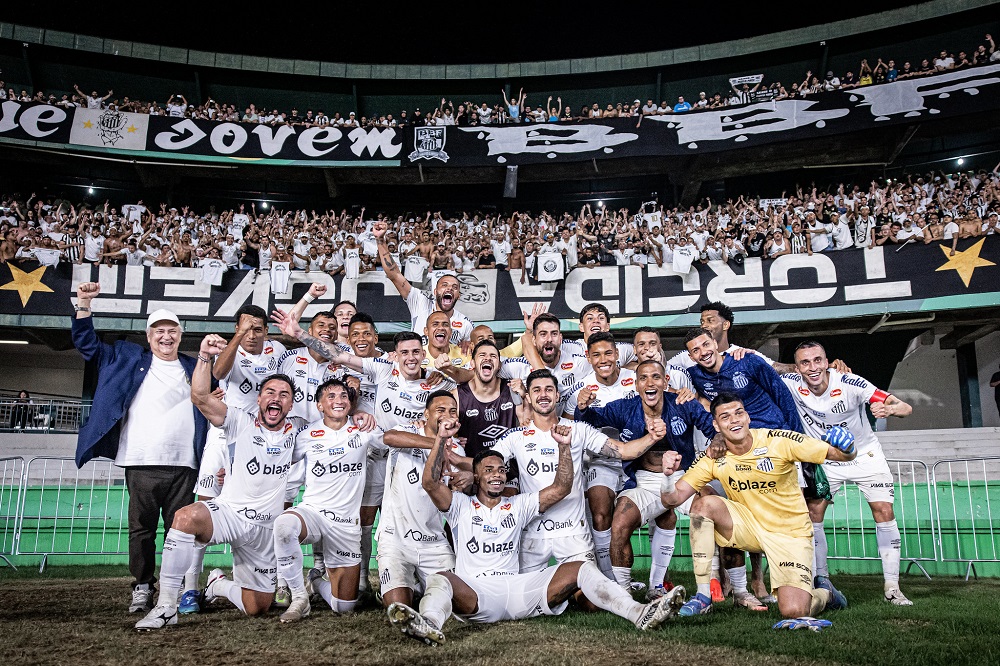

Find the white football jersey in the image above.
[
  {"left": 491, "top": 418, "right": 607, "bottom": 539},
  {"left": 293, "top": 420, "right": 385, "bottom": 521},
  {"left": 221, "top": 341, "right": 287, "bottom": 412},
  {"left": 278, "top": 348, "right": 341, "bottom": 422},
  {"left": 562, "top": 339, "right": 637, "bottom": 367},
  {"left": 337, "top": 352, "right": 386, "bottom": 414},
  {"left": 781, "top": 369, "right": 888, "bottom": 456},
  {"left": 377, "top": 423, "right": 465, "bottom": 545},
  {"left": 361, "top": 357, "right": 457, "bottom": 431},
  {"left": 446, "top": 491, "right": 540, "bottom": 578},
  {"left": 564, "top": 368, "right": 638, "bottom": 422},
  {"left": 405, "top": 288, "right": 473, "bottom": 345},
  {"left": 217, "top": 410, "right": 308, "bottom": 525}
]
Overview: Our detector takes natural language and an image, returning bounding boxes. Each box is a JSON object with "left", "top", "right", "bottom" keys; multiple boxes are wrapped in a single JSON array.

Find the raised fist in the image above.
[
  {"left": 551, "top": 424, "right": 572, "bottom": 446},
  {"left": 308, "top": 283, "right": 328, "bottom": 298},
  {"left": 76, "top": 282, "right": 100, "bottom": 301},
  {"left": 647, "top": 417, "right": 667, "bottom": 441},
  {"left": 577, "top": 385, "right": 596, "bottom": 411},
  {"left": 200, "top": 334, "right": 227, "bottom": 357}
]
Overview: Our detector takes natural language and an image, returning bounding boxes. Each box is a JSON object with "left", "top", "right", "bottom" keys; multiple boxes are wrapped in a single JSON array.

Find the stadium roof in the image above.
[{"left": 0, "top": 1, "right": 929, "bottom": 65}]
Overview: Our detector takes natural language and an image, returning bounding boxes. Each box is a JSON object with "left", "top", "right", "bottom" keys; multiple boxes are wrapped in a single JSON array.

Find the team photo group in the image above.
[{"left": 71, "top": 217, "right": 917, "bottom": 642}]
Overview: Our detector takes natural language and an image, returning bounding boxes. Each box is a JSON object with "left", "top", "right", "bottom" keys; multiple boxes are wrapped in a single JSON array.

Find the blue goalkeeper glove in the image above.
[
  {"left": 822, "top": 425, "right": 855, "bottom": 454},
  {"left": 773, "top": 617, "right": 833, "bottom": 631}
]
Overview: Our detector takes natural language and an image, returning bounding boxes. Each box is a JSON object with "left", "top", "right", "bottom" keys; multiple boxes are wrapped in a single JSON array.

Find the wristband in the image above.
[
  {"left": 302, "top": 293, "right": 315, "bottom": 303},
  {"left": 74, "top": 305, "right": 91, "bottom": 312},
  {"left": 197, "top": 354, "right": 212, "bottom": 363},
  {"left": 660, "top": 472, "right": 676, "bottom": 496}
]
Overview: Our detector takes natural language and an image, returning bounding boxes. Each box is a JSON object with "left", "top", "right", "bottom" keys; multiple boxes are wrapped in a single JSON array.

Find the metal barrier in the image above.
[
  {"left": 0, "top": 456, "right": 24, "bottom": 569},
  {"left": 15, "top": 456, "right": 232, "bottom": 572},
  {"left": 824, "top": 459, "right": 937, "bottom": 579},
  {"left": 931, "top": 457, "right": 1000, "bottom": 580},
  {"left": 0, "top": 400, "right": 91, "bottom": 434}
]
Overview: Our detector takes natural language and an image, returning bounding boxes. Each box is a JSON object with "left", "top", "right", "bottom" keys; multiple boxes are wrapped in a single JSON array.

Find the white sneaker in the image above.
[
  {"left": 280, "top": 595, "right": 311, "bottom": 623},
  {"left": 129, "top": 584, "right": 154, "bottom": 614},
  {"left": 203, "top": 568, "right": 228, "bottom": 605},
  {"left": 884, "top": 584, "right": 913, "bottom": 606},
  {"left": 387, "top": 602, "right": 445, "bottom": 646},
  {"left": 135, "top": 604, "right": 178, "bottom": 631},
  {"left": 635, "top": 585, "right": 686, "bottom": 630},
  {"left": 626, "top": 580, "right": 647, "bottom": 593}
]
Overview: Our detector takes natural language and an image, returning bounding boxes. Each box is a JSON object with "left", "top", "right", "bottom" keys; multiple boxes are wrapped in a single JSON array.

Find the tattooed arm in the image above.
[
  {"left": 372, "top": 220, "right": 412, "bottom": 298},
  {"left": 270, "top": 308, "right": 365, "bottom": 372},
  {"left": 422, "top": 419, "right": 460, "bottom": 511},
  {"left": 596, "top": 417, "right": 668, "bottom": 461},
  {"left": 539, "top": 425, "right": 574, "bottom": 512}
]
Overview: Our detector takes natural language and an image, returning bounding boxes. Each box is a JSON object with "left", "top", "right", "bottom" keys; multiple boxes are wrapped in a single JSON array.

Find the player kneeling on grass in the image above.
[
  {"left": 386, "top": 419, "right": 686, "bottom": 646},
  {"left": 659, "top": 392, "right": 858, "bottom": 631},
  {"left": 273, "top": 378, "right": 385, "bottom": 623}
]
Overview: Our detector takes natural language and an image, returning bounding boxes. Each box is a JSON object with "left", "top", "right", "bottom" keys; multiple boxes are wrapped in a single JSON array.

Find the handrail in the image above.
[{"left": 0, "top": 399, "right": 91, "bottom": 434}]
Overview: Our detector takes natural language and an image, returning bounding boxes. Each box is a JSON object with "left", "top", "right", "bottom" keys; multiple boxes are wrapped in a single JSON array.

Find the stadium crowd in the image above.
[
  {"left": 1, "top": 34, "right": 996, "bottom": 129},
  {"left": 3, "top": 167, "right": 998, "bottom": 285}
]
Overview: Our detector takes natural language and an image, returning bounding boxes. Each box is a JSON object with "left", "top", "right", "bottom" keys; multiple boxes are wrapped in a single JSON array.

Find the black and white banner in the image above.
[
  {"left": 1, "top": 64, "right": 999, "bottom": 167},
  {"left": 2, "top": 238, "right": 997, "bottom": 331}
]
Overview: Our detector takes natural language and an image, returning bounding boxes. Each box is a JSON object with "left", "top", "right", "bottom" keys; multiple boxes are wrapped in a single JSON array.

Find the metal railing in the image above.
[
  {"left": 824, "top": 459, "right": 937, "bottom": 579},
  {"left": 0, "top": 454, "right": 998, "bottom": 579},
  {"left": 0, "top": 400, "right": 91, "bottom": 434},
  {"left": 931, "top": 457, "right": 1000, "bottom": 580}
]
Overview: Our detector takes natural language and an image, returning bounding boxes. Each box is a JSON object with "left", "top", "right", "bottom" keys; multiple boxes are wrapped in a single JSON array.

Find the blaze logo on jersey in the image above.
[
  {"left": 830, "top": 389, "right": 842, "bottom": 397},
  {"left": 466, "top": 536, "right": 480, "bottom": 554},
  {"left": 239, "top": 378, "right": 253, "bottom": 394},
  {"left": 670, "top": 416, "right": 687, "bottom": 436},
  {"left": 406, "top": 468, "right": 420, "bottom": 484},
  {"left": 621, "top": 378, "right": 634, "bottom": 386},
  {"left": 756, "top": 458, "right": 774, "bottom": 472},
  {"left": 501, "top": 514, "right": 516, "bottom": 529},
  {"left": 310, "top": 430, "right": 325, "bottom": 437},
  {"left": 525, "top": 459, "right": 540, "bottom": 476},
  {"left": 311, "top": 461, "right": 326, "bottom": 477},
  {"left": 561, "top": 362, "right": 573, "bottom": 370},
  {"left": 381, "top": 398, "right": 392, "bottom": 413},
  {"left": 293, "top": 386, "right": 304, "bottom": 403},
  {"left": 247, "top": 457, "right": 261, "bottom": 474},
  {"left": 798, "top": 387, "right": 810, "bottom": 396},
  {"left": 733, "top": 372, "right": 749, "bottom": 390}
]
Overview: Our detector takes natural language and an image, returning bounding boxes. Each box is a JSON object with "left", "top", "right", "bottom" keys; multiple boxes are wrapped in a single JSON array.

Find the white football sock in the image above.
[
  {"left": 711, "top": 548, "right": 720, "bottom": 580},
  {"left": 183, "top": 542, "right": 206, "bottom": 591},
  {"left": 312, "top": 548, "right": 325, "bottom": 571},
  {"left": 592, "top": 528, "right": 613, "bottom": 579},
  {"left": 213, "top": 577, "right": 247, "bottom": 613},
  {"left": 649, "top": 527, "right": 676, "bottom": 588},
  {"left": 813, "top": 522, "right": 829, "bottom": 579},
  {"left": 419, "top": 574, "right": 453, "bottom": 630},
  {"left": 328, "top": 595, "right": 358, "bottom": 614},
  {"left": 578, "top": 561, "right": 643, "bottom": 624},
  {"left": 876, "top": 520, "right": 901, "bottom": 584},
  {"left": 274, "top": 513, "right": 305, "bottom": 595},
  {"left": 612, "top": 566, "right": 633, "bottom": 588},
  {"left": 726, "top": 565, "right": 748, "bottom": 595},
  {"left": 359, "top": 524, "right": 374, "bottom": 592},
  {"left": 155, "top": 529, "right": 197, "bottom": 608}
]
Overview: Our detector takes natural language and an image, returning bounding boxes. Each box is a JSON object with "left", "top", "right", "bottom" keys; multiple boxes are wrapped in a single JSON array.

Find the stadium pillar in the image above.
[
  {"left": 656, "top": 71, "right": 662, "bottom": 102},
  {"left": 21, "top": 43, "right": 34, "bottom": 91},
  {"left": 956, "top": 343, "right": 983, "bottom": 427}
]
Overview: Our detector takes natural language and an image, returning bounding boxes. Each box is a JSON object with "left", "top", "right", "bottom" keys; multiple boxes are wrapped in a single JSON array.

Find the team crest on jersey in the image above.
[
  {"left": 798, "top": 387, "right": 810, "bottom": 396},
  {"left": 756, "top": 458, "right": 774, "bottom": 472},
  {"left": 733, "top": 372, "right": 749, "bottom": 390},
  {"left": 561, "top": 362, "right": 573, "bottom": 370},
  {"left": 484, "top": 407, "right": 499, "bottom": 421},
  {"left": 621, "top": 378, "right": 634, "bottom": 386},
  {"left": 501, "top": 514, "right": 516, "bottom": 528},
  {"left": 830, "top": 389, "right": 842, "bottom": 397},
  {"left": 347, "top": 436, "right": 363, "bottom": 449},
  {"left": 669, "top": 416, "right": 686, "bottom": 436},
  {"left": 831, "top": 401, "right": 847, "bottom": 414}
]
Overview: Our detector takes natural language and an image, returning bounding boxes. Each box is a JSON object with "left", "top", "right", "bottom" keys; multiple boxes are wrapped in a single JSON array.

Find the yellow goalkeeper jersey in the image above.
[{"left": 682, "top": 429, "right": 829, "bottom": 539}]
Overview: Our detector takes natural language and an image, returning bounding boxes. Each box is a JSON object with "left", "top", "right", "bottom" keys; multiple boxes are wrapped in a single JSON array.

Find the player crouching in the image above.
[
  {"left": 659, "top": 392, "right": 858, "bottom": 631},
  {"left": 272, "top": 378, "right": 384, "bottom": 622},
  {"left": 386, "top": 419, "right": 686, "bottom": 646}
]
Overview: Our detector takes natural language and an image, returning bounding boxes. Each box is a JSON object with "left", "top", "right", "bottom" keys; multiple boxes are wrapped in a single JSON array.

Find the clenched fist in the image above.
[{"left": 76, "top": 282, "right": 101, "bottom": 302}]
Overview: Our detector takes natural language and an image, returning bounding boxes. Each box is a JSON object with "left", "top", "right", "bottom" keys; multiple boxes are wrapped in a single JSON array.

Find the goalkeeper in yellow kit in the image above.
[{"left": 659, "top": 392, "right": 858, "bottom": 630}]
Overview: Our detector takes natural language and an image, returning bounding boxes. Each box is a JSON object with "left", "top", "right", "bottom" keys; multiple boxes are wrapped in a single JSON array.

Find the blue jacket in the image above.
[
  {"left": 687, "top": 353, "right": 803, "bottom": 432},
  {"left": 72, "top": 316, "right": 211, "bottom": 469}
]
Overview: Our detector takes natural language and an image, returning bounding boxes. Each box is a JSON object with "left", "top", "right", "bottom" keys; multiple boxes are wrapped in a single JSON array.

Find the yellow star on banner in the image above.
[
  {"left": 0, "top": 264, "right": 54, "bottom": 307},
  {"left": 935, "top": 238, "right": 996, "bottom": 287},
  {"left": 83, "top": 120, "right": 93, "bottom": 129},
  {"left": 127, "top": 124, "right": 137, "bottom": 133}
]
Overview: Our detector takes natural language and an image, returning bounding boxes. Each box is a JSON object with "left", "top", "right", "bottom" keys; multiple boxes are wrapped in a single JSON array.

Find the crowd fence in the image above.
[{"left": 1, "top": 455, "right": 998, "bottom": 579}]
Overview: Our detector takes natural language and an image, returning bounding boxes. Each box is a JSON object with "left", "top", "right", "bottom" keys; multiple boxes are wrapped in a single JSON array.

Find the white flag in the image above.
[
  {"left": 537, "top": 253, "right": 565, "bottom": 282},
  {"left": 70, "top": 107, "right": 149, "bottom": 151}
]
